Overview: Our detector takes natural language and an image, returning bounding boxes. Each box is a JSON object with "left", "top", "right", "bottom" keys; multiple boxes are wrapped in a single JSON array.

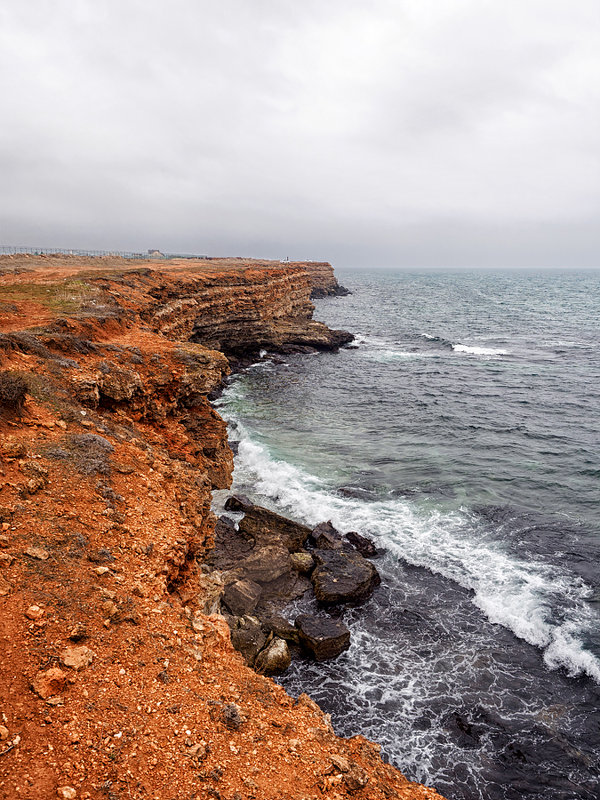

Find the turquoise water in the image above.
[{"left": 215, "top": 269, "right": 600, "bottom": 800}]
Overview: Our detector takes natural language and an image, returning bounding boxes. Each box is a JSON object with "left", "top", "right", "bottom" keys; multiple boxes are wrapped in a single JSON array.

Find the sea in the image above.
[{"left": 212, "top": 269, "right": 600, "bottom": 800}]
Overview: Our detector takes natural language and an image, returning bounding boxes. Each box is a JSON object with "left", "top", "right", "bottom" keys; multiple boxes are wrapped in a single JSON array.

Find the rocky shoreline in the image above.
[
  {"left": 0, "top": 253, "right": 445, "bottom": 800},
  {"left": 211, "top": 495, "right": 381, "bottom": 672}
]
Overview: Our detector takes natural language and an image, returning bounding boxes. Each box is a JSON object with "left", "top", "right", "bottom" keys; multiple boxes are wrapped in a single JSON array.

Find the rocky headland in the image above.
[{"left": 0, "top": 254, "right": 443, "bottom": 799}]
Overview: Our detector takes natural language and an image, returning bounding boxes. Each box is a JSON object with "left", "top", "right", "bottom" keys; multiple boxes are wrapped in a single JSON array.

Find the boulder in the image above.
[
  {"left": 222, "top": 579, "right": 262, "bottom": 617},
  {"left": 311, "top": 521, "right": 344, "bottom": 549},
  {"left": 239, "top": 544, "right": 292, "bottom": 584},
  {"left": 224, "top": 494, "right": 253, "bottom": 512},
  {"left": 208, "top": 516, "right": 254, "bottom": 570},
  {"left": 344, "top": 531, "right": 378, "bottom": 557},
  {"left": 290, "top": 551, "right": 314, "bottom": 574},
  {"left": 312, "top": 550, "right": 380, "bottom": 606},
  {"left": 257, "top": 613, "right": 300, "bottom": 644},
  {"left": 229, "top": 615, "right": 267, "bottom": 666},
  {"left": 254, "top": 637, "right": 291, "bottom": 675},
  {"left": 238, "top": 505, "right": 311, "bottom": 552},
  {"left": 295, "top": 614, "right": 350, "bottom": 661}
]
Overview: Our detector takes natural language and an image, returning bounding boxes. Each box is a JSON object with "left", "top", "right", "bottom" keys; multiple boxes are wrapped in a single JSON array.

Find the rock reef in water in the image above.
[{"left": 0, "top": 253, "right": 444, "bottom": 800}]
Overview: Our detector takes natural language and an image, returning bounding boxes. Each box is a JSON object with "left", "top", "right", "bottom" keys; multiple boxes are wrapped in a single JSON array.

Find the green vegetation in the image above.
[{"left": 0, "top": 279, "right": 99, "bottom": 312}]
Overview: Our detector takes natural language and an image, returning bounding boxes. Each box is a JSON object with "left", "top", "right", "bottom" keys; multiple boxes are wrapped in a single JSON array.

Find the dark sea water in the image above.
[{"left": 213, "top": 269, "right": 600, "bottom": 800}]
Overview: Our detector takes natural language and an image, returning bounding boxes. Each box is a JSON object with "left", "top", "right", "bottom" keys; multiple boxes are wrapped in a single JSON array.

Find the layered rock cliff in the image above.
[{"left": 0, "top": 254, "right": 443, "bottom": 800}]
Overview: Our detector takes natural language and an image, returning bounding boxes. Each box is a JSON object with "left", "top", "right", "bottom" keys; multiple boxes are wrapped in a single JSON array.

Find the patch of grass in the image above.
[{"left": 0, "top": 280, "right": 99, "bottom": 313}]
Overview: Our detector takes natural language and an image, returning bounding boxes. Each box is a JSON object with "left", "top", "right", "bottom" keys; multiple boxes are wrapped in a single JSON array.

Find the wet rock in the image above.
[
  {"left": 311, "top": 521, "right": 343, "bottom": 550},
  {"left": 239, "top": 544, "right": 291, "bottom": 584},
  {"left": 238, "top": 505, "right": 311, "bottom": 552},
  {"left": 295, "top": 614, "right": 351, "bottom": 661},
  {"left": 290, "top": 551, "right": 314, "bottom": 574},
  {"left": 312, "top": 549, "right": 380, "bottom": 606},
  {"left": 257, "top": 613, "right": 300, "bottom": 644},
  {"left": 344, "top": 531, "right": 378, "bottom": 557},
  {"left": 229, "top": 616, "right": 267, "bottom": 666},
  {"left": 222, "top": 579, "right": 262, "bottom": 617},
  {"left": 255, "top": 571, "right": 311, "bottom": 611},
  {"left": 254, "top": 637, "right": 291, "bottom": 675},
  {"left": 60, "top": 645, "right": 94, "bottom": 670},
  {"left": 224, "top": 494, "right": 253, "bottom": 512},
  {"left": 32, "top": 667, "right": 68, "bottom": 699},
  {"left": 208, "top": 516, "right": 254, "bottom": 570}
]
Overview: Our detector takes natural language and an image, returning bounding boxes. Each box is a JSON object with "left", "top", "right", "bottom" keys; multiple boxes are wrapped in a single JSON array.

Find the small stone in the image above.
[
  {"left": 186, "top": 742, "right": 208, "bottom": 761},
  {"left": 330, "top": 754, "right": 350, "bottom": 773},
  {"left": 32, "top": 667, "right": 68, "bottom": 699},
  {"left": 0, "top": 725, "right": 9, "bottom": 740},
  {"left": 57, "top": 787, "right": 77, "bottom": 799},
  {"left": 219, "top": 703, "right": 244, "bottom": 730},
  {"left": 343, "top": 765, "right": 369, "bottom": 792},
  {"left": 60, "top": 645, "right": 94, "bottom": 671},
  {"left": 0, "top": 553, "right": 14, "bottom": 566},
  {"left": 94, "top": 566, "right": 110, "bottom": 575},
  {"left": 67, "top": 623, "right": 88, "bottom": 642},
  {"left": 25, "top": 604, "right": 44, "bottom": 620},
  {"left": 0, "top": 576, "right": 10, "bottom": 596},
  {"left": 25, "top": 546, "right": 49, "bottom": 561}
]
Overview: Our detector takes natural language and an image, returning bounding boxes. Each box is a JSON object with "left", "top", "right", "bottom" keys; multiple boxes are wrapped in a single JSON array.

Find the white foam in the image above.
[
  {"left": 452, "top": 344, "right": 509, "bottom": 356},
  {"left": 222, "top": 401, "right": 600, "bottom": 684}
]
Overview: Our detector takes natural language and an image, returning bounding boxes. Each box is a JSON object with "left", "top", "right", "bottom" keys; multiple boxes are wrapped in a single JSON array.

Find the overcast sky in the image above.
[{"left": 1, "top": 1, "right": 598, "bottom": 267}]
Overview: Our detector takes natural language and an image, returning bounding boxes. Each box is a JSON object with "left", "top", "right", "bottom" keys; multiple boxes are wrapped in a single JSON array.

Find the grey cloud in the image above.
[{"left": 0, "top": 0, "right": 598, "bottom": 266}]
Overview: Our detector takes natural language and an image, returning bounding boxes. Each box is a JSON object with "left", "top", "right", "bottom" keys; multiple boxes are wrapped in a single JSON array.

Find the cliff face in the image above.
[
  {"left": 0, "top": 255, "right": 443, "bottom": 800},
  {"left": 298, "top": 261, "right": 350, "bottom": 298}
]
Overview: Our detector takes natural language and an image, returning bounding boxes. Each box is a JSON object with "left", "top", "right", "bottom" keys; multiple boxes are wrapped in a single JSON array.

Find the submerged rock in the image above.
[
  {"left": 312, "top": 549, "right": 380, "bottom": 606},
  {"left": 295, "top": 614, "right": 351, "bottom": 661}
]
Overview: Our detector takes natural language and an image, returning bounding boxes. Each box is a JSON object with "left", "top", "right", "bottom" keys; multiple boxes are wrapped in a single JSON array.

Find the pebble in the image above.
[
  {"left": 25, "top": 605, "right": 44, "bottom": 620},
  {"left": 0, "top": 725, "right": 9, "bottom": 740},
  {"left": 56, "top": 787, "right": 77, "bottom": 799},
  {"left": 25, "top": 546, "right": 50, "bottom": 560}
]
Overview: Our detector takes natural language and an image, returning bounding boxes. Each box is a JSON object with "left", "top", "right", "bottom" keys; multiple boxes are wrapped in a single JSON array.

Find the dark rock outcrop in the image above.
[
  {"left": 238, "top": 504, "right": 312, "bottom": 552},
  {"left": 295, "top": 614, "right": 351, "bottom": 661},
  {"left": 312, "top": 550, "right": 380, "bottom": 606},
  {"left": 345, "top": 531, "right": 378, "bottom": 557},
  {"left": 311, "top": 520, "right": 344, "bottom": 550},
  {"left": 222, "top": 579, "right": 262, "bottom": 617}
]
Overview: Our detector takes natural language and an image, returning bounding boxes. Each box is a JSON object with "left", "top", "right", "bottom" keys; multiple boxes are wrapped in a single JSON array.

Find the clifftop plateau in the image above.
[{"left": 0, "top": 254, "right": 443, "bottom": 800}]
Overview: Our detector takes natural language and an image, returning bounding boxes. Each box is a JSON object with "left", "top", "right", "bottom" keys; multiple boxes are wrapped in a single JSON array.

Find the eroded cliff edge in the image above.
[{"left": 0, "top": 255, "right": 443, "bottom": 800}]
